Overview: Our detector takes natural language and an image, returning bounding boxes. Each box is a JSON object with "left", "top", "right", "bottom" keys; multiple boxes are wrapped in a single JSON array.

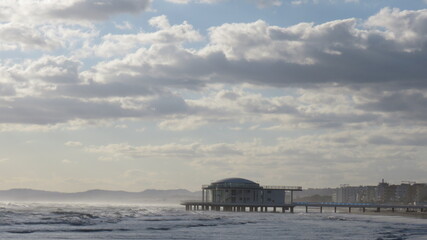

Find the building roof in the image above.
[
  {"left": 212, "top": 177, "right": 258, "bottom": 185},
  {"left": 204, "top": 177, "right": 261, "bottom": 189}
]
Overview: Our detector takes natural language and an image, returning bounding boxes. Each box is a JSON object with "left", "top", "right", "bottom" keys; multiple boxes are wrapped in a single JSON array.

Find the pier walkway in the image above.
[
  {"left": 182, "top": 201, "right": 297, "bottom": 213},
  {"left": 294, "top": 202, "right": 427, "bottom": 213},
  {"left": 182, "top": 201, "right": 427, "bottom": 214}
]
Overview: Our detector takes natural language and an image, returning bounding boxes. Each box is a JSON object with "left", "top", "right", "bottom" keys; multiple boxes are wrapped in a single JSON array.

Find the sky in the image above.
[{"left": 0, "top": 0, "right": 426, "bottom": 192}]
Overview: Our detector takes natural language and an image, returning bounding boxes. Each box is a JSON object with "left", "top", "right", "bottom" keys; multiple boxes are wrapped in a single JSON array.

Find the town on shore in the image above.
[{"left": 295, "top": 179, "right": 427, "bottom": 205}]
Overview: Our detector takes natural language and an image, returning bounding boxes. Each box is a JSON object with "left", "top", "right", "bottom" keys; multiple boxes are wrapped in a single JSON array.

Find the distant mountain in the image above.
[{"left": 0, "top": 188, "right": 201, "bottom": 204}]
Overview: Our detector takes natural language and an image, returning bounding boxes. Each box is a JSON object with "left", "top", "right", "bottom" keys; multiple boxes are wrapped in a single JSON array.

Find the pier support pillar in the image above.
[
  {"left": 320, "top": 206, "right": 322, "bottom": 213},
  {"left": 334, "top": 207, "right": 337, "bottom": 213},
  {"left": 306, "top": 206, "right": 308, "bottom": 213},
  {"left": 282, "top": 207, "right": 285, "bottom": 213},
  {"left": 377, "top": 207, "right": 380, "bottom": 212},
  {"left": 291, "top": 207, "right": 294, "bottom": 213},
  {"left": 392, "top": 208, "right": 395, "bottom": 212},
  {"left": 363, "top": 207, "right": 365, "bottom": 213},
  {"left": 273, "top": 207, "right": 276, "bottom": 212},
  {"left": 349, "top": 207, "right": 351, "bottom": 213}
]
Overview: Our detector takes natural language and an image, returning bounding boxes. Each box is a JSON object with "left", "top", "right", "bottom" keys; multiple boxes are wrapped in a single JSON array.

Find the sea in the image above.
[{"left": 0, "top": 202, "right": 426, "bottom": 239}]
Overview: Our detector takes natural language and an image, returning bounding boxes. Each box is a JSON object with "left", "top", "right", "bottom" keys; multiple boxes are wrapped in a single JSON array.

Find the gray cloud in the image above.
[
  {"left": 1, "top": 8, "right": 427, "bottom": 129},
  {"left": 46, "top": 0, "right": 151, "bottom": 21},
  {"left": 0, "top": 0, "right": 151, "bottom": 24},
  {"left": 0, "top": 94, "right": 190, "bottom": 125}
]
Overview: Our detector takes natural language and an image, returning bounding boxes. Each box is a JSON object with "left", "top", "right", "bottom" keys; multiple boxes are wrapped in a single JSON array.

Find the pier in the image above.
[
  {"left": 182, "top": 201, "right": 427, "bottom": 214},
  {"left": 182, "top": 177, "right": 427, "bottom": 215},
  {"left": 182, "top": 201, "right": 297, "bottom": 213},
  {"left": 293, "top": 202, "right": 427, "bottom": 213}
]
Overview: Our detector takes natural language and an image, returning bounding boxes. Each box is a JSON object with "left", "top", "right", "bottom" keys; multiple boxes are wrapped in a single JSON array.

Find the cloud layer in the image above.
[{"left": 0, "top": 1, "right": 426, "bottom": 190}]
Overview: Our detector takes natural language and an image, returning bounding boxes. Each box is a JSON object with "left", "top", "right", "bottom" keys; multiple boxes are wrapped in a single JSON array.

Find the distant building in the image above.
[
  {"left": 414, "top": 184, "right": 427, "bottom": 204},
  {"left": 182, "top": 177, "right": 303, "bottom": 213},
  {"left": 334, "top": 179, "right": 427, "bottom": 204},
  {"left": 335, "top": 185, "right": 376, "bottom": 203},
  {"left": 202, "top": 178, "right": 293, "bottom": 204}
]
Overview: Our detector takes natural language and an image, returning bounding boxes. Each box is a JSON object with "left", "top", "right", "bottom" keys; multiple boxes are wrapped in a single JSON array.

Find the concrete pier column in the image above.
[
  {"left": 306, "top": 206, "right": 308, "bottom": 213},
  {"left": 260, "top": 207, "right": 264, "bottom": 212},
  {"left": 290, "top": 207, "right": 294, "bottom": 213},
  {"left": 363, "top": 207, "right": 365, "bottom": 212},
  {"left": 334, "top": 207, "right": 337, "bottom": 213},
  {"left": 349, "top": 207, "right": 351, "bottom": 213},
  {"left": 392, "top": 208, "right": 395, "bottom": 212},
  {"left": 320, "top": 206, "right": 322, "bottom": 213},
  {"left": 377, "top": 207, "right": 380, "bottom": 212},
  {"left": 273, "top": 207, "right": 276, "bottom": 212},
  {"left": 282, "top": 207, "right": 285, "bottom": 213}
]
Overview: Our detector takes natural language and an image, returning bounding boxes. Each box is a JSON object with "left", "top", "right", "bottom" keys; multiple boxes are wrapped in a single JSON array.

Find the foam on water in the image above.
[{"left": 0, "top": 202, "right": 426, "bottom": 239}]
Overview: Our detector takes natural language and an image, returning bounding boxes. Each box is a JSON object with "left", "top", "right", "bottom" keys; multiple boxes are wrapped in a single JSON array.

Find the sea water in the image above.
[{"left": 0, "top": 202, "right": 426, "bottom": 239}]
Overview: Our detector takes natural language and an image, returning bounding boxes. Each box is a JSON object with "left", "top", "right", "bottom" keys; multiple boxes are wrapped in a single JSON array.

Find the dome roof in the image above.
[{"left": 213, "top": 177, "right": 257, "bottom": 185}]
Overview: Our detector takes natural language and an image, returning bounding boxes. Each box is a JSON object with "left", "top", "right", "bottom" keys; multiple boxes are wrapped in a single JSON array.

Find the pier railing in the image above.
[{"left": 262, "top": 186, "right": 302, "bottom": 191}]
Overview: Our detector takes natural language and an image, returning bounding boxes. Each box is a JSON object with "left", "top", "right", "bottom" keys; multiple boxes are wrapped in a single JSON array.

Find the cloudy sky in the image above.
[{"left": 0, "top": 0, "right": 426, "bottom": 192}]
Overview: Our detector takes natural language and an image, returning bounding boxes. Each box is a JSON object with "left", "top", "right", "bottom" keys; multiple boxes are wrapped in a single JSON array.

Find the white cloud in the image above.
[
  {"left": 92, "top": 15, "right": 202, "bottom": 58},
  {"left": 65, "top": 141, "right": 83, "bottom": 147},
  {"left": 114, "top": 21, "right": 133, "bottom": 30},
  {"left": 0, "top": 23, "right": 60, "bottom": 51},
  {"left": 158, "top": 116, "right": 208, "bottom": 131},
  {"left": 61, "top": 159, "right": 74, "bottom": 164},
  {"left": 366, "top": 7, "right": 427, "bottom": 52},
  {"left": 83, "top": 126, "right": 426, "bottom": 186}
]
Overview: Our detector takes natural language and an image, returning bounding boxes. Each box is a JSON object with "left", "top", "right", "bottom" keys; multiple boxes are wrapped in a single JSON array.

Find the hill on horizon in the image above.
[{"left": 0, "top": 188, "right": 201, "bottom": 204}]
